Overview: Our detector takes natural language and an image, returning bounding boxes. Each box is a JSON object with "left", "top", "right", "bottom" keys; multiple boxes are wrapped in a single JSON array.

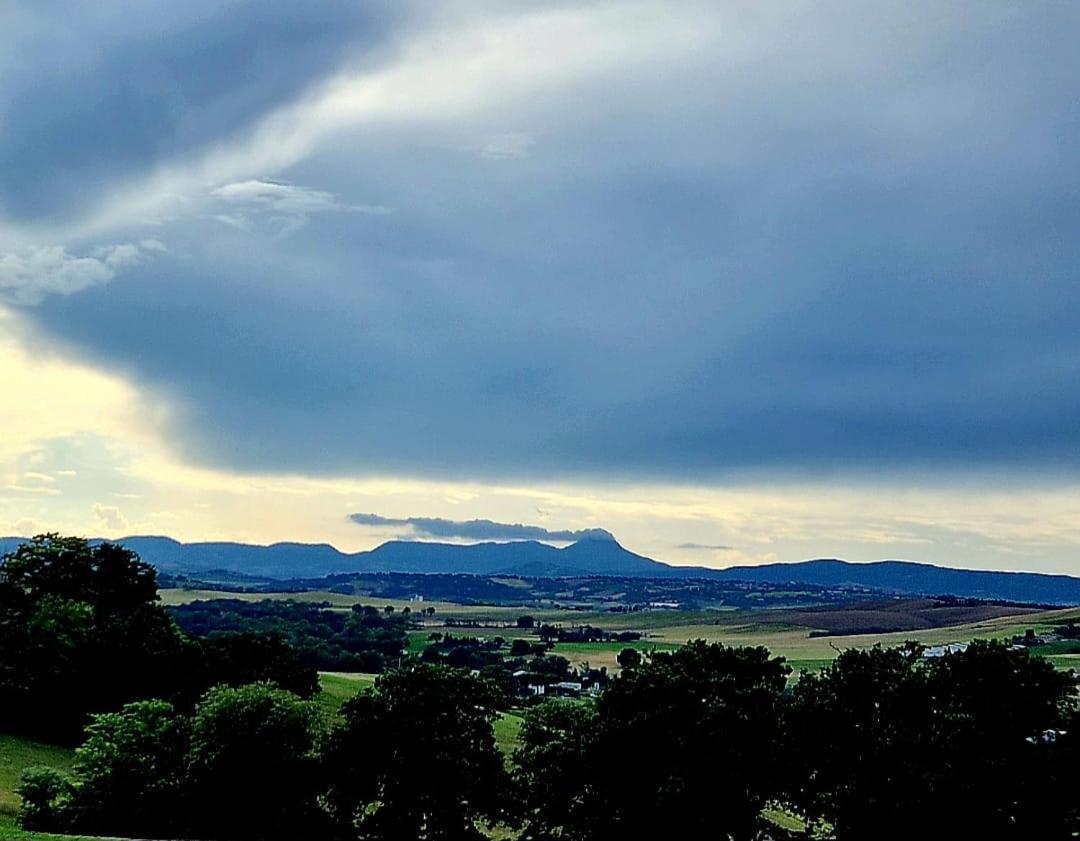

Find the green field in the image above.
[
  {"left": 0, "top": 734, "right": 78, "bottom": 839},
  {"left": 316, "top": 671, "right": 378, "bottom": 717},
  {"left": 159, "top": 588, "right": 531, "bottom": 618},
  {"left": 0, "top": 735, "right": 74, "bottom": 825}
]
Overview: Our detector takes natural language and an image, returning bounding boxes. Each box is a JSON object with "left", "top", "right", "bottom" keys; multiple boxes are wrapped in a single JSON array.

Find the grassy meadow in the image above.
[{"left": 0, "top": 735, "right": 76, "bottom": 838}]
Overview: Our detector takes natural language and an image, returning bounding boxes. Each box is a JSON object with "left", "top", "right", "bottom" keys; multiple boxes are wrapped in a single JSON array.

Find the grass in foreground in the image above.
[
  {"left": 0, "top": 817, "right": 117, "bottom": 841},
  {"left": 0, "top": 735, "right": 75, "bottom": 823}
]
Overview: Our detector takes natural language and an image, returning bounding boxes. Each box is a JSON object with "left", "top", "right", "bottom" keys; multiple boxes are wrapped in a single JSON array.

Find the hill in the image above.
[
  {"left": 0, "top": 533, "right": 666, "bottom": 580},
  {"left": 4, "top": 536, "right": 1080, "bottom": 605},
  {"left": 710, "top": 559, "right": 1080, "bottom": 606}
]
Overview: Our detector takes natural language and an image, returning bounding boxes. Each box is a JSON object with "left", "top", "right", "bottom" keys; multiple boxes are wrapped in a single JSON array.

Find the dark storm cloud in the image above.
[
  {"left": 9, "top": 2, "right": 1080, "bottom": 480},
  {"left": 349, "top": 513, "right": 614, "bottom": 542}
]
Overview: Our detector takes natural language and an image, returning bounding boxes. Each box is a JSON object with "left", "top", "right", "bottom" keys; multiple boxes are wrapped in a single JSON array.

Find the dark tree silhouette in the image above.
[
  {"left": 512, "top": 641, "right": 789, "bottom": 841},
  {"left": 786, "top": 640, "right": 1078, "bottom": 839},
  {"left": 58, "top": 700, "right": 188, "bottom": 838},
  {"left": 512, "top": 700, "right": 598, "bottom": 841},
  {"left": 0, "top": 535, "right": 184, "bottom": 738},
  {"left": 324, "top": 664, "right": 511, "bottom": 840},
  {"left": 185, "top": 683, "right": 324, "bottom": 841}
]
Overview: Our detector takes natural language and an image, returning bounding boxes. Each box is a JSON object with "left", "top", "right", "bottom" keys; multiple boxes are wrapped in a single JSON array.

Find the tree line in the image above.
[
  {"left": 0, "top": 535, "right": 317, "bottom": 740},
  {"left": 169, "top": 598, "right": 411, "bottom": 673},
  {"left": 20, "top": 641, "right": 1080, "bottom": 840}
]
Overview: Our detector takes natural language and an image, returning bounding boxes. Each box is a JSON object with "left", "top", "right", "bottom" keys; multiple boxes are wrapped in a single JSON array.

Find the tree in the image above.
[
  {"left": 186, "top": 683, "right": 324, "bottom": 841},
  {"left": 510, "top": 638, "right": 533, "bottom": 657},
  {"left": 0, "top": 535, "right": 186, "bottom": 738},
  {"left": 598, "top": 642, "right": 788, "bottom": 840},
  {"left": 61, "top": 700, "right": 189, "bottom": 838},
  {"left": 324, "top": 664, "right": 511, "bottom": 840},
  {"left": 512, "top": 700, "right": 598, "bottom": 841},
  {"left": 517, "top": 616, "right": 536, "bottom": 629},
  {"left": 786, "top": 641, "right": 1079, "bottom": 839},
  {"left": 513, "top": 641, "right": 789, "bottom": 841},
  {"left": 615, "top": 648, "right": 641, "bottom": 669},
  {"left": 192, "top": 633, "right": 319, "bottom": 700}
]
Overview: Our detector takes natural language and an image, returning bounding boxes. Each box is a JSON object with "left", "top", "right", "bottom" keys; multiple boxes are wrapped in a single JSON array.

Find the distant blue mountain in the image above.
[
  {"left": 3, "top": 535, "right": 1080, "bottom": 605},
  {"left": 708, "top": 559, "right": 1080, "bottom": 606},
  {"left": 0, "top": 533, "right": 665, "bottom": 579}
]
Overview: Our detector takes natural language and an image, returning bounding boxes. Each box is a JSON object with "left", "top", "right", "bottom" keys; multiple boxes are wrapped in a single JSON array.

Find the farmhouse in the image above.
[{"left": 923, "top": 642, "right": 969, "bottom": 658}]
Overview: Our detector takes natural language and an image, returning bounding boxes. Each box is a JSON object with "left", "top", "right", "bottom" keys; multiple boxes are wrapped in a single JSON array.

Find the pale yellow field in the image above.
[{"left": 645, "top": 606, "right": 1080, "bottom": 668}]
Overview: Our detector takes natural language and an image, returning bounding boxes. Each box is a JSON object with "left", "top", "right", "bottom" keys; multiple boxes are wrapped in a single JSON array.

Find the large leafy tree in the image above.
[
  {"left": 185, "top": 683, "right": 325, "bottom": 841},
  {"left": 63, "top": 700, "right": 189, "bottom": 838},
  {"left": 786, "top": 640, "right": 1078, "bottom": 839},
  {"left": 511, "top": 641, "right": 790, "bottom": 841},
  {"left": 0, "top": 535, "right": 185, "bottom": 738},
  {"left": 512, "top": 699, "right": 598, "bottom": 841},
  {"left": 590, "top": 641, "right": 789, "bottom": 841},
  {"left": 0, "top": 535, "right": 318, "bottom": 738},
  {"left": 324, "top": 664, "right": 511, "bottom": 841}
]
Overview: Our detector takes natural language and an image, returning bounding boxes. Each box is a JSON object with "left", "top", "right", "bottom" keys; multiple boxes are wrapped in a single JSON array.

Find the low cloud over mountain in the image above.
[{"left": 348, "top": 513, "right": 615, "bottom": 543}]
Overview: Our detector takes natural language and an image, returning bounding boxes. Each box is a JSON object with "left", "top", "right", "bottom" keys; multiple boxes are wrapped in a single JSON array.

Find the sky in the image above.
[{"left": 1, "top": 1, "right": 1079, "bottom": 574}]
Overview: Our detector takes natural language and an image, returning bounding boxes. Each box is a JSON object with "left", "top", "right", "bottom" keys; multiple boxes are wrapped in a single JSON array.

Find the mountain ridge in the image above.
[{"left": 3, "top": 535, "right": 1080, "bottom": 604}]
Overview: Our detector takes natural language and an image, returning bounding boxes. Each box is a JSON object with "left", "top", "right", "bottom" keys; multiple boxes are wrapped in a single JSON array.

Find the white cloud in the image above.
[
  {"left": 0, "top": 246, "right": 114, "bottom": 305},
  {"left": 93, "top": 502, "right": 128, "bottom": 531},
  {"left": 210, "top": 179, "right": 389, "bottom": 235},
  {"left": 0, "top": 242, "right": 156, "bottom": 306}
]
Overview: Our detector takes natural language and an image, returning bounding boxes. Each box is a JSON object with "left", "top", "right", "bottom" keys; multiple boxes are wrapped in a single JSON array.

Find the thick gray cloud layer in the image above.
[
  {"left": 4, "top": 2, "right": 1080, "bottom": 480},
  {"left": 349, "top": 513, "right": 614, "bottom": 543}
]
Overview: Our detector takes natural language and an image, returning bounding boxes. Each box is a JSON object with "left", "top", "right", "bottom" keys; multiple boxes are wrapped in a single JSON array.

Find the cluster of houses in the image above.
[
  {"left": 1010, "top": 628, "right": 1063, "bottom": 648},
  {"left": 922, "top": 627, "right": 1068, "bottom": 660},
  {"left": 511, "top": 670, "right": 605, "bottom": 699},
  {"left": 922, "top": 642, "right": 970, "bottom": 658}
]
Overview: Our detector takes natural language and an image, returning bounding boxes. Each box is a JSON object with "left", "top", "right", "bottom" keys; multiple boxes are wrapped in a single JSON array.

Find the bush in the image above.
[
  {"left": 17, "top": 767, "right": 72, "bottom": 832},
  {"left": 616, "top": 648, "right": 641, "bottom": 669}
]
